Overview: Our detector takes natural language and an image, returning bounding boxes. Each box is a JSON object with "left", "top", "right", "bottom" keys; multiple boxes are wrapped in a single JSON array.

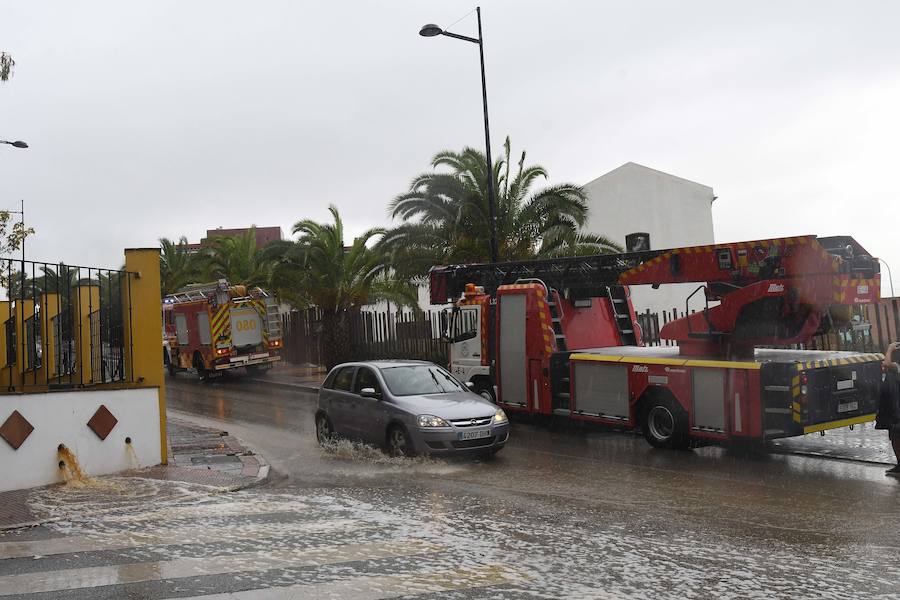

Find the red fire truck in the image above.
[
  {"left": 163, "top": 280, "right": 283, "bottom": 380},
  {"left": 431, "top": 235, "right": 884, "bottom": 449}
]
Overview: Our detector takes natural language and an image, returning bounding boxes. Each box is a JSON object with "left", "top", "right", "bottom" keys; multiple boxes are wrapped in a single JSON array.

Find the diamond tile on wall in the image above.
[
  {"left": 0, "top": 410, "right": 34, "bottom": 450},
  {"left": 87, "top": 405, "right": 118, "bottom": 441}
]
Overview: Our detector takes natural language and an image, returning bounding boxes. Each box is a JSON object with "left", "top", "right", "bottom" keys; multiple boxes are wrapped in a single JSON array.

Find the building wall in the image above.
[
  {"left": 582, "top": 162, "right": 716, "bottom": 318},
  {"left": 201, "top": 226, "right": 283, "bottom": 248},
  {"left": 0, "top": 248, "right": 166, "bottom": 492},
  {"left": 0, "top": 387, "right": 161, "bottom": 492}
]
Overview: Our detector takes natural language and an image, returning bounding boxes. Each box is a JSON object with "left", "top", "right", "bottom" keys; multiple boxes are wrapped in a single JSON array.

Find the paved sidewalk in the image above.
[
  {"left": 771, "top": 421, "right": 897, "bottom": 465},
  {"left": 251, "top": 362, "right": 326, "bottom": 392},
  {"left": 0, "top": 417, "right": 269, "bottom": 531}
]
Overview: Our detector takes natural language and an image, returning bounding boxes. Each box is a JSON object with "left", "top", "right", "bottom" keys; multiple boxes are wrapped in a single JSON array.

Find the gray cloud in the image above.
[{"left": 1, "top": 0, "right": 899, "bottom": 293}]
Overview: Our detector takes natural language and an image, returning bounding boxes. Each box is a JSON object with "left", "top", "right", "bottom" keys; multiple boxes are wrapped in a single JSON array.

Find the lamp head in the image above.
[{"left": 419, "top": 23, "right": 443, "bottom": 37}]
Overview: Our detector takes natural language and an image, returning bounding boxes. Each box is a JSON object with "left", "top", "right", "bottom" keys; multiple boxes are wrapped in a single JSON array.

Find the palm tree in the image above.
[
  {"left": 160, "top": 237, "right": 199, "bottom": 296},
  {"left": 197, "top": 229, "right": 272, "bottom": 290},
  {"left": 0, "top": 52, "right": 14, "bottom": 82},
  {"left": 384, "top": 137, "right": 621, "bottom": 277},
  {"left": 267, "top": 206, "right": 418, "bottom": 368}
]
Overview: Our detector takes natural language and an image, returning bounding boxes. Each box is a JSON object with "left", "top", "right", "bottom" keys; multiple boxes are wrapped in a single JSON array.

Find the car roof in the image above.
[{"left": 332, "top": 359, "right": 435, "bottom": 370}]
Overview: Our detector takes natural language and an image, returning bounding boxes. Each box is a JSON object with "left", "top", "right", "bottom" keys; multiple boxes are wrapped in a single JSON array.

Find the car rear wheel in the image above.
[
  {"left": 386, "top": 425, "right": 414, "bottom": 457},
  {"left": 315, "top": 413, "right": 334, "bottom": 445}
]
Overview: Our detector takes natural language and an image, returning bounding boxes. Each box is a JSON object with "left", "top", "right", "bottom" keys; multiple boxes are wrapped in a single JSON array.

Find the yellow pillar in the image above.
[
  {"left": 72, "top": 284, "right": 100, "bottom": 386},
  {"left": 123, "top": 248, "right": 166, "bottom": 464},
  {"left": 0, "top": 301, "right": 10, "bottom": 389},
  {"left": 15, "top": 300, "right": 35, "bottom": 387},
  {"left": 40, "top": 293, "right": 61, "bottom": 384}
]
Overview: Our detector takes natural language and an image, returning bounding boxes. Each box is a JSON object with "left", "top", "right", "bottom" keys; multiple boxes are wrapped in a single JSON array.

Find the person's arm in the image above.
[{"left": 884, "top": 342, "right": 900, "bottom": 369}]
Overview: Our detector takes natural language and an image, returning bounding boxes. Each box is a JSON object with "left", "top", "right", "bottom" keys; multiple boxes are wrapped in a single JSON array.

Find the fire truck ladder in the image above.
[
  {"left": 607, "top": 285, "right": 637, "bottom": 345},
  {"left": 433, "top": 249, "right": 667, "bottom": 302},
  {"left": 548, "top": 290, "right": 567, "bottom": 351},
  {"left": 165, "top": 288, "right": 215, "bottom": 304},
  {"left": 265, "top": 298, "right": 282, "bottom": 338}
]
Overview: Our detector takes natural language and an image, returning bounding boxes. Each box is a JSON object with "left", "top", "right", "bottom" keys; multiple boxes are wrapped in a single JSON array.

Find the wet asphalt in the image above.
[{"left": 1, "top": 374, "right": 899, "bottom": 599}]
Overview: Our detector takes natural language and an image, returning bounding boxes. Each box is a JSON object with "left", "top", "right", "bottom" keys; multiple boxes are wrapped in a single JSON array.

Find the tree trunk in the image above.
[{"left": 321, "top": 310, "right": 351, "bottom": 369}]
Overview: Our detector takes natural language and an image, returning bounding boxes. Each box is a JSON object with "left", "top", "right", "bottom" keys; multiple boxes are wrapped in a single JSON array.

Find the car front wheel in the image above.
[{"left": 386, "top": 425, "right": 414, "bottom": 457}]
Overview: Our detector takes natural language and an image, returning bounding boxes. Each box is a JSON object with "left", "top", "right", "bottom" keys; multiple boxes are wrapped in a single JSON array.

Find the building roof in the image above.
[
  {"left": 584, "top": 162, "right": 714, "bottom": 197},
  {"left": 196, "top": 226, "right": 283, "bottom": 249}
]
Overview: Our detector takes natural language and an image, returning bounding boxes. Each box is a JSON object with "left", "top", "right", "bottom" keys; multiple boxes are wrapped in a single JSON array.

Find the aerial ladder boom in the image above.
[{"left": 430, "top": 234, "right": 881, "bottom": 357}]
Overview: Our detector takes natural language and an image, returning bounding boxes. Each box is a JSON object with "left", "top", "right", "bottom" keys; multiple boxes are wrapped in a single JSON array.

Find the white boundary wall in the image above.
[
  {"left": 0, "top": 387, "right": 161, "bottom": 492},
  {"left": 583, "top": 162, "right": 716, "bottom": 318}
]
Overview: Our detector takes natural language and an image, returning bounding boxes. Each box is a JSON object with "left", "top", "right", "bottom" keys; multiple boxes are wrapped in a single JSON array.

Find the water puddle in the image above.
[{"left": 318, "top": 438, "right": 470, "bottom": 477}]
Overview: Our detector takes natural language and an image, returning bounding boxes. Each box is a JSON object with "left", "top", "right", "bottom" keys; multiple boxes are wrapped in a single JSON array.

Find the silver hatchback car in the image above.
[{"left": 315, "top": 360, "right": 509, "bottom": 456}]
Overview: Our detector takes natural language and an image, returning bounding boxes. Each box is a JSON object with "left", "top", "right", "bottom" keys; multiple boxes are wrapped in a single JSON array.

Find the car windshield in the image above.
[{"left": 379, "top": 365, "right": 467, "bottom": 396}]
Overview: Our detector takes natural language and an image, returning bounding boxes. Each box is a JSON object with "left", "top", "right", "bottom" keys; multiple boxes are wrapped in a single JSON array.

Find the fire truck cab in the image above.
[{"left": 164, "top": 280, "right": 283, "bottom": 380}]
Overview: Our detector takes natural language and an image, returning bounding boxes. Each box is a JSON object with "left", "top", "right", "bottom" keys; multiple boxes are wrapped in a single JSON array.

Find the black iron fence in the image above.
[
  {"left": 282, "top": 299, "right": 898, "bottom": 370},
  {"left": 1, "top": 258, "right": 135, "bottom": 391},
  {"left": 282, "top": 308, "right": 447, "bottom": 367}
]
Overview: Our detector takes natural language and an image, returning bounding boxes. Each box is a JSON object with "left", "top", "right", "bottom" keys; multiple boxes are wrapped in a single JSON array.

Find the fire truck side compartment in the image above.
[
  {"left": 691, "top": 368, "right": 726, "bottom": 432},
  {"left": 197, "top": 312, "right": 212, "bottom": 345},
  {"left": 573, "top": 362, "right": 629, "bottom": 419},
  {"left": 499, "top": 294, "right": 527, "bottom": 406}
]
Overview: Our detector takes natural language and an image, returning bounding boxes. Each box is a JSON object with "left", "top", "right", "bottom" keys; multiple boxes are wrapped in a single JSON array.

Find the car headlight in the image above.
[
  {"left": 417, "top": 414, "right": 450, "bottom": 428},
  {"left": 493, "top": 408, "right": 508, "bottom": 424}
]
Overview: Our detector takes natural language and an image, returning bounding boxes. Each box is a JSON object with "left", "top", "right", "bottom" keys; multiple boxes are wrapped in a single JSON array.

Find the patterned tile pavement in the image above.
[{"left": 0, "top": 418, "right": 269, "bottom": 531}]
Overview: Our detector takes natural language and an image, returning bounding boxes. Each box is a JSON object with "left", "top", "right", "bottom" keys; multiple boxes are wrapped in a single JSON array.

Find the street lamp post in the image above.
[
  {"left": 878, "top": 258, "right": 895, "bottom": 298},
  {"left": 420, "top": 7, "right": 499, "bottom": 264},
  {"left": 0, "top": 140, "right": 28, "bottom": 149}
]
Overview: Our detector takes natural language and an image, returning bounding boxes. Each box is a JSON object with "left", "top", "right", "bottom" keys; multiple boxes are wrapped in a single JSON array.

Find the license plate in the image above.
[
  {"left": 838, "top": 401, "right": 858, "bottom": 413},
  {"left": 458, "top": 429, "right": 491, "bottom": 441}
]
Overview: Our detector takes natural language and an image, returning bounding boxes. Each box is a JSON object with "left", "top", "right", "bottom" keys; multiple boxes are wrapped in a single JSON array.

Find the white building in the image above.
[{"left": 582, "top": 162, "right": 717, "bottom": 321}]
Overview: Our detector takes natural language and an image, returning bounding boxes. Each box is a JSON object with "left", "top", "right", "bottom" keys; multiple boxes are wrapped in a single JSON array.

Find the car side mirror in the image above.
[
  {"left": 360, "top": 387, "right": 380, "bottom": 399},
  {"left": 465, "top": 381, "right": 474, "bottom": 389}
]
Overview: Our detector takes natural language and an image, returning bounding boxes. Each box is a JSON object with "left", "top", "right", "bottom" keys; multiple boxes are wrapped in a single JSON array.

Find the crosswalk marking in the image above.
[
  {"left": 184, "top": 564, "right": 526, "bottom": 599},
  {"left": 0, "top": 518, "right": 360, "bottom": 560},
  {"left": 0, "top": 539, "right": 441, "bottom": 596}
]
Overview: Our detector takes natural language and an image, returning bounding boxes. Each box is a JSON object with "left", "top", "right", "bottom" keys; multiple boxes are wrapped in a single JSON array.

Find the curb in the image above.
[
  {"left": 250, "top": 377, "right": 320, "bottom": 393},
  {"left": 770, "top": 447, "right": 894, "bottom": 467},
  {"left": 0, "top": 426, "right": 272, "bottom": 532}
]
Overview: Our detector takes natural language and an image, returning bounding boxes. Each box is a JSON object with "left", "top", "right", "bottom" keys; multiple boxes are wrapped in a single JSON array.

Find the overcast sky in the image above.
[{"left": 2, "top": 1, "right": 900, "bottom": 293}]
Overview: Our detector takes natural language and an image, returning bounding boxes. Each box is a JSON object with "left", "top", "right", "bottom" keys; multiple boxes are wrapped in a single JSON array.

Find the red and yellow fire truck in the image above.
[
  {"left": 431, "top": 235, "right": 883, "bottom": 449},
  {"left": 163, "top": 280, "right": 283, "bottom": 380}
]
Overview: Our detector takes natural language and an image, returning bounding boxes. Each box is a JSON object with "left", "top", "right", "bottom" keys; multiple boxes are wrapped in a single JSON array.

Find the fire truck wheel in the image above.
[
  {"left": 472, "top": 381, "right": 496, "bottom": 403},
  {"left": 193, "top": 353, "right": 210, "bottom": 382},
  {"left": 246, "top": 364, "right": 269, "bottom": 377},
  {"left": 641, "top": 396, "right": 689, "bottom": 450}
]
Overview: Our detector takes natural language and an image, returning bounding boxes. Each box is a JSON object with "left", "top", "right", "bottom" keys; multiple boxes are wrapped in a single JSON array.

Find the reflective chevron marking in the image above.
[
  {"left": 0, "top": 518, "right": 359, "bottom": 560},
  {"left": 0, "top": 539, "right": 441, "bottom": 597},
  {"left": 183, "top": 563, "right": 526, "bottom": 599}
]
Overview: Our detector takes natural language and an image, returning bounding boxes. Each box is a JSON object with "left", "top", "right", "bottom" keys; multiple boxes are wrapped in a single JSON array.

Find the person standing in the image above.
[{"left": 877, "top": 342, "right": 900, "bottom": 476}]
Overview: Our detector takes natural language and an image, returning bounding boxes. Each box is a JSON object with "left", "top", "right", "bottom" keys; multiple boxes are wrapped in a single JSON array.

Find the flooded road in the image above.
[{"left": 1, "top": 375, "right": 899, "bottom": 599}]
